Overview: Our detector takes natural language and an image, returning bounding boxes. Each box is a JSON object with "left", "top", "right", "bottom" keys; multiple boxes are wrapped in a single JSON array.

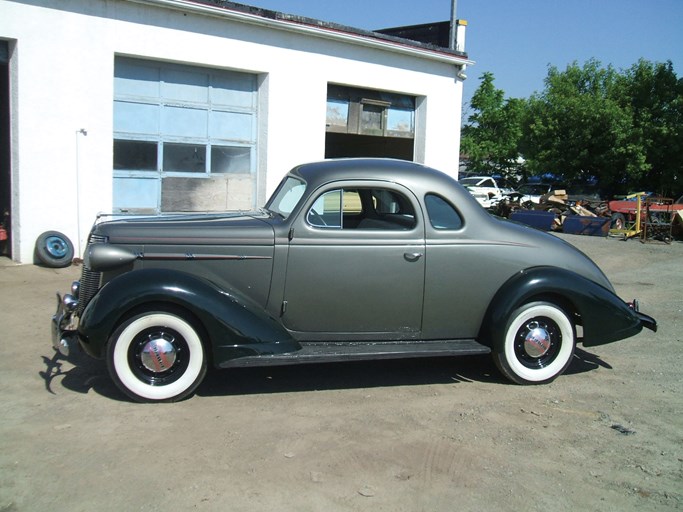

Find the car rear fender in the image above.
[
  {"left": 78, "top": 268, "right": 298, "bottom": 364},
  {"left": 479, "top": 266, "right": 644, "bottom": 348}
]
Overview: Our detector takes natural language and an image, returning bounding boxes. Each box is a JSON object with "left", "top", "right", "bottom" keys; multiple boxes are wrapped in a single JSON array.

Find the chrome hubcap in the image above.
[
  {"left": 140, "top": 334, "right": 177, "bottom": 373},
  {"left": 523, "top": 322, "right": 552, "bottom": 358}
]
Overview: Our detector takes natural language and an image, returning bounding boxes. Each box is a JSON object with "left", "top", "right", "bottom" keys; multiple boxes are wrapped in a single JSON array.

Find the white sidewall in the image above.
[
  {"left": 504, "top": 304, "right": 574, "bottom": 382},
  {"left": 112, "top": 313, "right": 204, "bottom": 401}
]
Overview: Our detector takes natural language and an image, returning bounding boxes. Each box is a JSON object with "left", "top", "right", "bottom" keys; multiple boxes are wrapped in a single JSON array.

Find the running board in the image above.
[{"left": 219, "top": 340, "right": 490, "bottom": 368}]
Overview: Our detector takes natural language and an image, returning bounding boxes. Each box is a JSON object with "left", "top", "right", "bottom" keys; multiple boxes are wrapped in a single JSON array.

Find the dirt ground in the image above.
[{"left": 0, "top": 233, "right": 681, "bottom": 512}]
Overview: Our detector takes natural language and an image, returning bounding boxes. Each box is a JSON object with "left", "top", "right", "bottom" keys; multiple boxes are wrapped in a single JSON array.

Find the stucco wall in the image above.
[{"left": 0, "top": 0, "right": 465, "bottom": 263}]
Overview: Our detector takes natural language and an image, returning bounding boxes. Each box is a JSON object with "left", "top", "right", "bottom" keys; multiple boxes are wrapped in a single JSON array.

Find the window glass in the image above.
[
  {"left": 361, "top": 104, "right": 383, "bottom": 132},
  {"left": 307, "top": 188, "right": 416, "bottom": 230},
  {"left": 387, "top": 107, "right": 414, "bottom": 133},
  {"left": 426, "top": 194, "right": 463, "bottom": 230},
  {"left": 114, "top": 140, "right": 157, "bottom": 171},
  {"left": 161, "top": 106, "right": 208, "bottom": 138},
  {"left": 326, "top": 99, "right": 349, "bottom": 128},
  {"left": 114, "top": 101, "right": 159, "bottom": 135},
  {"left": 308, "top": 190, "right": 342, "bottom": 228},
  {"left": 163, "top": 143, "right": 206, "bottom": 173},
  {"left": 211, "top": 146, "right": 251, "bottom": 174},
  {"left": 162, "top": 69, "right": 209, "bottom": 103},
  {"left": 266, "top": 177, "right": 306, "bottom": 219},
  {"left": 210, "top": 111, "right": 253, "bottom": 141}
]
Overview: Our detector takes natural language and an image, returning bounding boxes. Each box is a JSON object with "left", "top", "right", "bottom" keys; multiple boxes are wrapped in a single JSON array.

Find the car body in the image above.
[
  {"left": 52, "top": 158, "right": 656, "bottom": 402},
  {"left": 458, "top": 176, "right": 516, "bottom": 209}
]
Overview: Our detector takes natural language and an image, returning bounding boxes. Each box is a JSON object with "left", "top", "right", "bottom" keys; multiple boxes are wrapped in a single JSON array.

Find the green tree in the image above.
[
  {"left": 618, "top": 59, "right": 683, "bottom": 197},
  {"left": 521, "top": 60, "right": 648, "bottom": 196},
  {"left": 461, "top": 72, "right": 525, "bottom": 179}
]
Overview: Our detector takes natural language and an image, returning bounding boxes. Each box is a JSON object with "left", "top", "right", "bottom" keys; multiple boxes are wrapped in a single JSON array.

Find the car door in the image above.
[{"left": 282, "top": 182, "right": 425, "bottom": 340}]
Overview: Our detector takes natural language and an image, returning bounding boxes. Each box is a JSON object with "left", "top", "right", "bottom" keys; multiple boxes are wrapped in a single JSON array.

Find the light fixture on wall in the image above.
[{"left": 456, "top": 66, "right": 467, "bottom": 81}]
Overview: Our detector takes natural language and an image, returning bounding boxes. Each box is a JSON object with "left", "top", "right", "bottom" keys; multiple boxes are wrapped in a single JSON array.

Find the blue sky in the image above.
[{"left": 244, "top": 0, "right": 683, "bottom": 104}]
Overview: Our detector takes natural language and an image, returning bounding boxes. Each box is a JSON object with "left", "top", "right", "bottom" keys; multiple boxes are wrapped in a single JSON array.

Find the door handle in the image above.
[{"left": 404, "top": 252, "right": 423, "bottom": 262}]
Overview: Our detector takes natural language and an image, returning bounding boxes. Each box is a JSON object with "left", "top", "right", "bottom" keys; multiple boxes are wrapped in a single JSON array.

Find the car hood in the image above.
[{"left": 92, "top": 211, "right": 275, "bottom": 246}]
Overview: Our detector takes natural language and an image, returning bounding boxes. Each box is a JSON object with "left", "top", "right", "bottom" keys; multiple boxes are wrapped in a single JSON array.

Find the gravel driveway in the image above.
[{"left": 1, "top": 234, "right": 681, "bottom": 511}]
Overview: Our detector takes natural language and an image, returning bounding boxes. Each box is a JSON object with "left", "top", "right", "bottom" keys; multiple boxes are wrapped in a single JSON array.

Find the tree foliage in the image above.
[
  {"left": 460, "top": 72, "right": 525, "bottom": 179},
  {"left": 617, "top": 60, "right": 683, "bottom": 196},
  {"left": 461, "top": 59, "right": 683, "bottom": 197}
]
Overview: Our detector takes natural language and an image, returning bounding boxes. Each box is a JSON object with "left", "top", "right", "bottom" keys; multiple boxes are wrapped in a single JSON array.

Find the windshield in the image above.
[{"left": 265, "top": 176, "right": 306, "bottom": 219}]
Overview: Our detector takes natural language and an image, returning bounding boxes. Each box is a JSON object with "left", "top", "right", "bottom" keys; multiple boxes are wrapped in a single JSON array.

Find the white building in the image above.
[{"left": 0, "top": 0, "right": 471, "bottom": 264}]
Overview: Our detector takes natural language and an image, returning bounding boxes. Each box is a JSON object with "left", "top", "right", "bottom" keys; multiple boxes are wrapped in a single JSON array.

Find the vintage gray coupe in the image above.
[{"left": 52, "top": 158, "right": 656, "bottom": 402}]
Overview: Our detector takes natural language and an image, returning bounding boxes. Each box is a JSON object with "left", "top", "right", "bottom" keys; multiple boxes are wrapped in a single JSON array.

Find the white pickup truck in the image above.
[{"left": 458, "top": 176, "right": 516, "bottom": 209}]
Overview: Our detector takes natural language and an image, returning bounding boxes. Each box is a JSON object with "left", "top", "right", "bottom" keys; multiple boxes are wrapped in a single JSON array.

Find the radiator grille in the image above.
[{"left": 76, "top": 234, "right": 106, "bottom": 315}]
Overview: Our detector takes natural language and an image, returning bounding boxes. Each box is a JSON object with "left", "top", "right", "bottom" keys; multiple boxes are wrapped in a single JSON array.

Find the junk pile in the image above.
[{"left": 495, "top": 189, "right": 683, "bottom": 241}]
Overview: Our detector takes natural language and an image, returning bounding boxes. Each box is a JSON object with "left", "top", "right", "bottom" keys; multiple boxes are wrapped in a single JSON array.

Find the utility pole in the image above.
[{"left": 449, "top": 0, "right": 458, "bottom": 50}]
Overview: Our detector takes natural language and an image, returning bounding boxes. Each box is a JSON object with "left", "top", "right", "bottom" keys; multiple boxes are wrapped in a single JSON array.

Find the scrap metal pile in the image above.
[{"left": 491, "top": 189, "right": 683, "bottom": 242}]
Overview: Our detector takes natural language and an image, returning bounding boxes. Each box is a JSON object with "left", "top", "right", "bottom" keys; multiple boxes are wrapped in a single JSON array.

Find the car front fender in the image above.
[
  {"left": 481, "top": 266, "right": 649, "bottom": 348},
  {"left": 77, "top": 268, "right": 298, "bottom": 363}
]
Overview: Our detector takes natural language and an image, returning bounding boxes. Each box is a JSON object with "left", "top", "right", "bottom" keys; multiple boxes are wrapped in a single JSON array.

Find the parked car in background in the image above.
[
  {"left": 458, "top": 176, "right": 516, "bottom": 209},
  {"left": 52, "top": 158, "right": 656, "bottom": 402},
  {"left": 514, "top": 183, "right": 557, "bottom": 205}
]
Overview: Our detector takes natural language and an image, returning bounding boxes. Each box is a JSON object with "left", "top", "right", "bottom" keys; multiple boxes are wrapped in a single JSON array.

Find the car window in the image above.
[
  {"left": 266, "top": 176, "right": 306, "bottom": 219},
  {"left": 307, "top": 188, "right": 416, "bottom": 230},
  {"left": 425, "top": 194, "right": 463, "bottom": 230}
]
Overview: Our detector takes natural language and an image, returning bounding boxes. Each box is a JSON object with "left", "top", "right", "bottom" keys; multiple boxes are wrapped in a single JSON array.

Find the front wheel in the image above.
[
  {"left": 106, "top": 309, "right": 207, "bottom": 402},
  {"left": 493, "top": 301, "right": 575, "bottom": 384}
]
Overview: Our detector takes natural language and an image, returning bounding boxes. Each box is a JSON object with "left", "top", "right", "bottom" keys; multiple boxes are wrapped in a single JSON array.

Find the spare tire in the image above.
[{"left": 35, "top": 231, "right": 74, "bottom": 268}]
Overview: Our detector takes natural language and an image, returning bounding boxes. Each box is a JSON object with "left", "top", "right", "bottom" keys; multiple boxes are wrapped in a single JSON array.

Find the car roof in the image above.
[{"left": 288, "top": 158, "right": 457, "bottom": 192}]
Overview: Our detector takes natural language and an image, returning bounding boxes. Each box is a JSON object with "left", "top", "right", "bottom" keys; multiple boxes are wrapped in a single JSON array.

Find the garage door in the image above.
[{"left": 113, "top": 58, "right": 257, "bottom": 213}]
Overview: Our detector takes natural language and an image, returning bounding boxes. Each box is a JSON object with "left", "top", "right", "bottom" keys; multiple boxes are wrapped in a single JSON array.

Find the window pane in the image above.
[
  {"left": 426, "top": 194, "right": 463, "bottom": 230},
  {"left": 387, "top": 107, "right": 414, "bottom": 133},
  {"left": 114, "top": 59, "right": 160, "bottom": 99},
  {"left": 267, "top": 177, "right": 306, "bottom": 219},
  {"left": 210, "top": 111, "right": 253, "bottom": 141},
  {"left": 211, "top": 146, "right": 251, "bottom": 174},
  {"left": 308, "top": 190, "right": 342, "bottom": 228},
  {"left": 326, "top": 99, "right": 349, "bottom": 128},
  {"left": 163, "top": 143, "right": 206, "bottom": 173},
  {"left": 114, "top": 101, "right": 159, "bottom": 135},
  {"left": 161, "top": 69, "right": 209, "bottom": 103},
  {"left": 361, "top": 104, "right": 383, "bottom": 132},
  {"left": 114, "top": 140, "right": 157, "bottom": 171},
  {"left": 212, "top": 72, "right": 256, "bottom": 108},
  {"left": 161, "top": 105, "right": 208, "bottom": 138}
]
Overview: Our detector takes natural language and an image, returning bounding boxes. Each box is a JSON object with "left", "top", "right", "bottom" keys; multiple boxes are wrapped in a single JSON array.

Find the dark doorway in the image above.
[
  {"left": 325, "top": 132, "right": 414, "bottom": 160},
  {"left": 325, "top": 84, "right": 415, "bottom": 161},
  {"left": 0, "top": 41, "right": 11, "bottom": 257}
]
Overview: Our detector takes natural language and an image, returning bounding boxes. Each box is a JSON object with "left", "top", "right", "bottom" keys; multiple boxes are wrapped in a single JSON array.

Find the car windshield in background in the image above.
[
  {"left": 266, "top": 177, "right": 306, "bottom": 219},
  {"left": 459, "top": 177, "right": 485, "bottom": 186}
]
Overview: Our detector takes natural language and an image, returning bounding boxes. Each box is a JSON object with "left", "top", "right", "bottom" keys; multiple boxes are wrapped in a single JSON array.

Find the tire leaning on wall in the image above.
[{"left": 34, "top": 231, "right": 74, "bottom": 268}]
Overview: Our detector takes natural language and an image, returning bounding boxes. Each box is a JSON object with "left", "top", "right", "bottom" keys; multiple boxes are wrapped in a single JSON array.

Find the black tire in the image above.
[
  {"left": 106, "top": 309, "right": 207, "bottom": 403},
  {"left": 34, "top": 231, "right": 74, "bottom": 268},
  {"left": 610, "top": 212, "right": 626, "bottom": 230},
  {"left": 492, "top": 301, "right": 575, "bottom": 385}
]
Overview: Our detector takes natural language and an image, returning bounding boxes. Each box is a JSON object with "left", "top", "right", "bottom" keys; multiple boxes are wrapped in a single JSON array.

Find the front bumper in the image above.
[{"left": 51, "top": 289, "right": 80, "bottom": 357}]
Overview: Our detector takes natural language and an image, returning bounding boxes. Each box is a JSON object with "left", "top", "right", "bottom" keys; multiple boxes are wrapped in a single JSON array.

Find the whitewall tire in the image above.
[
  {"left": 106, "top": 310, "right": 207, "bottom": 402},
  {"left": 493, "top": 301, "right": 575, "bottom": 384}
]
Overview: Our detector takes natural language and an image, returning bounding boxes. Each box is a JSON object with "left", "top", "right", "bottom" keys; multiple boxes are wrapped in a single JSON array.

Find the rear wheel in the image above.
[
  {"left": 106, "top": 309, "right": 207, "bottom": 402},
  {"left": 493, "top": 301, "right": 575, "bottom": 384}
]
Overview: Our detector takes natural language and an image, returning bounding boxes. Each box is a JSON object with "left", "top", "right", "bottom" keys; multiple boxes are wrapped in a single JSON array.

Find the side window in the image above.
[
  {"left": 307, "top": 189, "right": 342, "bottom": 228},
  {"left": 306, "top": 188, "right": 416, "bottom": 230},
  {"left": 425, "top": 194, "right": 463, "bottom": 230}
]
